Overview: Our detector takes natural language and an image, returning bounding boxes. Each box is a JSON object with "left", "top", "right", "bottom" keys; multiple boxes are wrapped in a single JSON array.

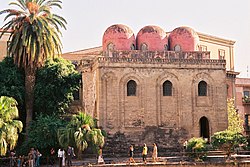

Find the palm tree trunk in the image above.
[{"left": 25, "top": 67, "right": 36, "bottom": 136}]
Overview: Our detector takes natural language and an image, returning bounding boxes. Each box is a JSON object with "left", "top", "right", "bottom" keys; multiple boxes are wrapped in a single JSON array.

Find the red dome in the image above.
[
  {"left": 169, "top": 26, "right": 199, "bottom": 51},
  {"left": 136, "top": 25, "right": 168, "bottom": 51},
  {"left": 102, "top": 24, "right": 136, "bottom": 51}
]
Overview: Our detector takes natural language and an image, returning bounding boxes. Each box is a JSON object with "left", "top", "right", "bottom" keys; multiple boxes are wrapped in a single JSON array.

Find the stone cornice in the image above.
[{"left": 198, "top": 32, "right": 235, "bottom": 46}]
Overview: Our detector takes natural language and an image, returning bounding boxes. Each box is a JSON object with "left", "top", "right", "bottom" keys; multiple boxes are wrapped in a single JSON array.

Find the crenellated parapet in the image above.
[
  {"left": 96, "top": 56, "right": 225, "bottom": 66},
  {"left": 103, "top": 50, "right": 210, "bottom": 59},
  {"left": 95, "top": 51, "right": 225, "bottom": 68}
]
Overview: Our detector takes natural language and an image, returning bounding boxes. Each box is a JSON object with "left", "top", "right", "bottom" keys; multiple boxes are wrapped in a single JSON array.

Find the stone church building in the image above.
[{"left": 62, "top": 24, "right": 236, "bottom": 152}]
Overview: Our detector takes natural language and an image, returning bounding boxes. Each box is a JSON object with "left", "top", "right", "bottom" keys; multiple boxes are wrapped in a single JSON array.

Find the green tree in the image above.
[
  {"left": 227, "top": 98, "right": 244, "bottom": 133},
  {"left": 0, "top": 0, "right": 67, "bottom": 132},
  {"left": 0, "top": 96, "right": 23, "bottom": 156},
  {"left": 20, "top": 114, "right": 66, "bottom": 155},
  {"left": 34, "top": 58, "right": 81, "bottom": 116},
  {"left": 58, "top": 113, "right": 105, "bottom": 153},
  {"left": 0, "top": 57, "right": 25, "bottom": 106},
  {"left": 211, "top": 130, "right": 247, "bottom": 158}
]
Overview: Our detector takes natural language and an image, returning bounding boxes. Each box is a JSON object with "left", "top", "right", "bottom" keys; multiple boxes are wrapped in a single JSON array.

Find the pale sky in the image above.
[{"left": 1, "top": 0, "right": 250, "bottom": 77}]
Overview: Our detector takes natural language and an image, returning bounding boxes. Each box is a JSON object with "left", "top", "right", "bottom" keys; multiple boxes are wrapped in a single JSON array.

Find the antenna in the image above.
[{"left": 247, "top": 66, "right": 249, "bottom": 77}]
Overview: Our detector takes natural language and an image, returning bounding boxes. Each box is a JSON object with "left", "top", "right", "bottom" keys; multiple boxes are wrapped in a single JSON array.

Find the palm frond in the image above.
[
  {"left": 9, "top": 2, "right": 26, "bottom": 12},
  {"left": 0, "top": 96, "right": 23, "bottom": 156},
  {"left": 0, "top": 136, "right": 7, "bottom": 156},
  {"left": 16, "top": 0, "right": 27, "bottom": 10}
]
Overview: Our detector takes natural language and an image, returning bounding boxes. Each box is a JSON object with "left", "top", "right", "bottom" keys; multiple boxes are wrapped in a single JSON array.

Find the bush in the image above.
[
  {"left": 18, "top": 114, "right": 66, "bottom": 156},
  {"left": 186, "top": 137, "right": 208, "bottom": 161},
  {"left": 211, "top": 130, "right": 247, "bottom": 158}
]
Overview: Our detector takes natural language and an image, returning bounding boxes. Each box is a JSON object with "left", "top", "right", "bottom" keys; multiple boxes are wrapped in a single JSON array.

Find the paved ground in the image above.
[
  {"left": 40, "top": 154, "right": 250, "bottom": 167},
  {"left": 41, "top": 156, "right": 183, "bottom": 167}
]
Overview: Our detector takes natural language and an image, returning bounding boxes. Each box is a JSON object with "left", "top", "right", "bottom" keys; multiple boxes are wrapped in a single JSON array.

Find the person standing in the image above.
[
  {"left": 62, "top": 150, "right": 66, "bottom": 167},
  {"left": 67, "top": 146, "right": 75, "bottom": 166},
  {"left": 28, "top": 151, "right": 34, "bottom": 167},
  {"left": 142, "top": 143, "right": 148, "bottom": 164},
  {"left": 183, "top": 140, "right": 188, "bottom": 151},
  {"left": 36, "top": 150, "right": 42, "bottom": 167},
  {"left": 50, "top": 148, "right": 55, "bottom": 166},
  {"left": 152, "top": 143, "right": 158, "bottom": 162},
  {"left": 97, "top": 148, "right": 105, "bottom": 164},
  {"left": 30, "top": 148, "right": 36, "bottom": 167},
  {"left": 17, "top": 156, "right": 21, "bottom": 167},
  {"left": 58, "top": 148, "right": 65, "bottom": 167},
  {"left": 128, "top": 145, "right": 136, "bottom": 164},
  {"left": 9, "top": 150, "right": 16, "bottom": 167}
]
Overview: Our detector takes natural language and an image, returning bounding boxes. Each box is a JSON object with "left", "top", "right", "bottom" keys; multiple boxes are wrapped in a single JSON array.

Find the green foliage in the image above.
[
  {"left": 0, "top": 96, "right": 23, "bottom": 156},
  {"left": 58, "top": 113, "right": 105, "bottom": 153},
  {"left": 227, "top": 98, "right": 244, "bottom": 133},
  {"left": 0, "top": 0, "right": 67, "bottom": 133},
  {"left": 211, "top": 130, "right": 247, "bottom": 158},
  {"left": 0, "top": 57, "right": 25, "bottom": 106},
  {"left": 0, "top": 0, "right": 67, "bottom": 69},
  {"left": 20, "top": 114, "right": 66, "bottom": 155},
  {"left": 186, "top": 137, "right": 208, "bottom": 161},
  {"left": 34, "top": 58, "right": 81, "bottom": 116}
]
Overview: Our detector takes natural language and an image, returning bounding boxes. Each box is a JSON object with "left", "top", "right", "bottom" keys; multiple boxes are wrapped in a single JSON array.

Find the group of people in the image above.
[
  {"left": 9, "top": 142, "right": 159, "bottom": 166},
  {"left": 27, "top": 148, "right": 42, "bottom": 167},
  {"left": 128, "top": 143, "right": 158, "bottom": 164},
  {"left": 57, "top": 146, "right": 75, "bottom": 167},
  {"left": 9, "top": 148, "right": 42, "bottom": 167}
]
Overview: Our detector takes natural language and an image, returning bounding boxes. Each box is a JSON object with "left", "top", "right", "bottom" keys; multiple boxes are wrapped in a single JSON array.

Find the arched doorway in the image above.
[{"left": 199, "top": 117, "right": 209, "bottom": 140}]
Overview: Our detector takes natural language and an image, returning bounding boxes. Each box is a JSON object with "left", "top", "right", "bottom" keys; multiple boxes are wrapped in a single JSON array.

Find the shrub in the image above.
[
  {"left": 186, "top": 137, "right": 208, "bottom": 161},
  {"left": 211, "top": 130, "right": 247, "bottom": 158}
]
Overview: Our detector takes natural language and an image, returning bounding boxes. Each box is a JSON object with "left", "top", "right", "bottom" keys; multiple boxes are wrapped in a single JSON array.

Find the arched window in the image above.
[
  {"left": 198, "top": 81, "right": 207, "bottom": 96},
  {"left": 127, "top": 80, "right": 137, "bottom": 96},
  {"left": 163, "top": 80, "right": 172, "bottom": 96},
  {"left": 130, "top": 44, "right": 136, "bottom": 50},
  {"left": 141, "top": 43, "right": 148, "bottom": 51},
  {"left": 107, "top": 43, "right": 115, "bottom": 51},
  {"left": 174, "top": 44, "right": 181, "bottom": 51}
]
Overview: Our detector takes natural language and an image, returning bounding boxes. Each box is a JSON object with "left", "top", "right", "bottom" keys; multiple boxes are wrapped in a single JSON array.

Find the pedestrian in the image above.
[
  {"left": 58, "top": 148, "right": 65, "bottom": 167},
  {"left": 9, "top": 150, "right": 16, "bottom": 167},
  {"left": 28, "top": 151, "right": 34, "bottom": 167},
  {"left": 128, "top": 145, "right": 136, "bottom": 164},
  {"left": 50, "top": 148, "right": 55, "bottom": 166},
  {"left": 152, "top": 143, "right": 158, "bottom": 162},
  {"left": 183, "top": 140, "right": 188, "bottom": 151},
  {"left": 97, "top": 148, "right": 105, "bottom": 164},
  {"left": 36, "top": 149, "right": 42, "bottom": 167},
  {"left": 66, "top": 146, "right": 75, "bottom": 166},
  {"left": 30, "top": 148, "right": 36, "bottom": 167},
  {"left": 17, "top": 156, "right": 21, "bottom": 167},
  {"left": 62, "top": 150, "right": 66, "bottom": 167},
  {"left": 142, "top": 143, "right": 147, "bottom": 164}
]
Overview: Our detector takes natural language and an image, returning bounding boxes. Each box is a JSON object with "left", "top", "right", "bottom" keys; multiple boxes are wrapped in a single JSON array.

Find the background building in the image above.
[
  {"left": 236, "top": 78, "right": 250, "bottom": 135},
  {"left": 0, "top": 29, "right": 10, "bottom": 61}
]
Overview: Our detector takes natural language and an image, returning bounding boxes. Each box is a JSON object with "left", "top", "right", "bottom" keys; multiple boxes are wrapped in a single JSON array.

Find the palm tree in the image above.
[
  {"left": 58, "top": 113, "right": 105, "bottom": 153},
  {"left": 0, "top": 96, "right": 23, "bottom": 156},
  {"left": 0, "top": 0, "right": 67, "bottom": 131}
]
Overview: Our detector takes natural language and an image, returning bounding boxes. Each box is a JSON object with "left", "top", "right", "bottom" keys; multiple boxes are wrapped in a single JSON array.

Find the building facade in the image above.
[
  {"left": 0, "top": 29, "right": 11, "bottom": 61},
  {"left": 235, "top": 78, "right": 250, "bottom": 135},
  {"left": 62, "top": 24, "right": 233, "bottom": 151}
]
